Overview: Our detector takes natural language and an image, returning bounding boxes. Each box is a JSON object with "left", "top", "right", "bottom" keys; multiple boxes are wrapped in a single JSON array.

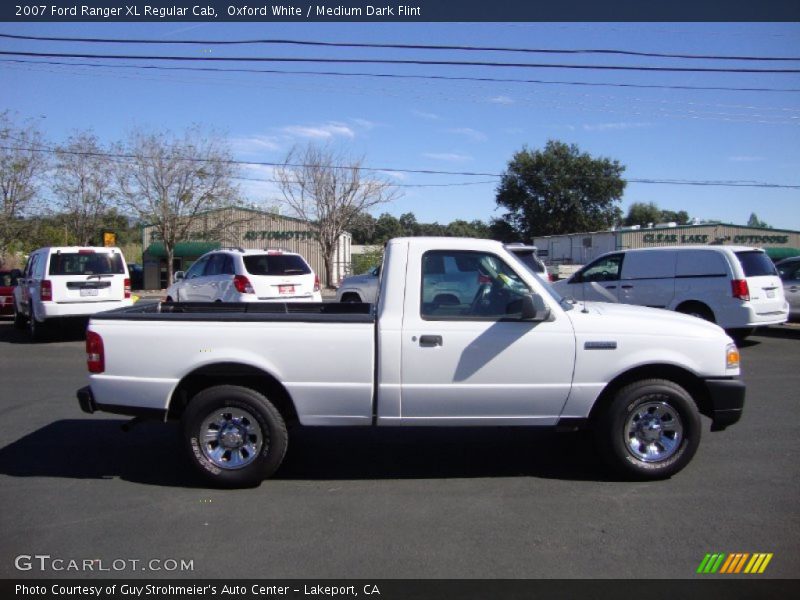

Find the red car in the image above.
[{"left": 0, "top": 269, "right": 21, "bottom": 316}]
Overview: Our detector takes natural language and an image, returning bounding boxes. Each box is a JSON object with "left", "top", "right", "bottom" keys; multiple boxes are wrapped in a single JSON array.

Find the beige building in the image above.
[
  {"left": 142, "top": 207, "right": 351, "bottom": 290},
  {"left": 533, "top": 222, "right": 800, "bottom": 266}
]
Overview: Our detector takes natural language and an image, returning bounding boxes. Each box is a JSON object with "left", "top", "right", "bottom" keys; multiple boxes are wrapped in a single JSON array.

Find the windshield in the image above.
[
  {"left": 244, "top": 254, "right": 311, "bottom": 276},
  {"left": 48, "top": 252, "right": 125, "bottom": 276}
]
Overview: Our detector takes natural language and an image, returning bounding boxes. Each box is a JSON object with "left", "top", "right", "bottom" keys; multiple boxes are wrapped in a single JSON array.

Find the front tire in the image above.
[
  {"left": 182, "top": 385, "right": 288, "bottom": 488},
  {"left": 596, "top": 379, "right": 701, "bottom": 480},
  {"left": 13, "top": 302, "right": 26, "bottom": 330}
]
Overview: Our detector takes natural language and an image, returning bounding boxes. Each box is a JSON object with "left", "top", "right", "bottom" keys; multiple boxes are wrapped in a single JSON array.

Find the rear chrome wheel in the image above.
[{"left": 182, "top": 385, "right": 288, "bottom": 488}]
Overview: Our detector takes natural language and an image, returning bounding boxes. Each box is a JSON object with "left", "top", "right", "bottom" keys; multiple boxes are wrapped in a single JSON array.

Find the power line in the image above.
[
  {"left": 2, "top": 31, "right": 799, "bottom": 62},
  {"left": 3, "top": 143, "right": 798, "bottom": 190},
  {"left": 4, "top": 58, "right": 800, "bottom": 94},
  {"left": 2, "top": 50, "right": 800, "bottom": 74}
]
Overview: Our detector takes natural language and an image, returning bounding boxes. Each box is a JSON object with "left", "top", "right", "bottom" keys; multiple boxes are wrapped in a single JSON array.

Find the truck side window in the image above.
[{"left": 421, "top": 250, "right": 531, "bottom": 320}]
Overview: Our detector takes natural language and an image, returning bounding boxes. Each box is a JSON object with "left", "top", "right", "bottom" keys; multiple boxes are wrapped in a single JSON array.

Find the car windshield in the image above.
[
  {"left": 735, "top": 251, "right": 778, "bottom": 277},
  {"left": 244, "top": 254, "right": 311, "bottom": 276},
  {"left": 48, "top": 252, "right": 125, "bottom": 275}
]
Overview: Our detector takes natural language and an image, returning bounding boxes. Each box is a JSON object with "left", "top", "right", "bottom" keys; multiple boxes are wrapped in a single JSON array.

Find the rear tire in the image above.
[
  {"left": 182, "top": 385, "right": 288, "bottom": 488},
  {"left": 677, "top": 302, "right": 715, "bottom": 323},
  {"left": 596, "top": 379, "right": 701, "bottom": 480}
]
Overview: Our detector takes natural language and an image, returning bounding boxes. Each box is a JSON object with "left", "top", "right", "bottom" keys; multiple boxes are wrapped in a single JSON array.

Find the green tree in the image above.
[
  {"left": 495, "top": 140, "right": 626, "bottom": 239},
  {"left": 625, "top": 202, "right": 691, "bottom": 227},
  {"left": 348, "top": 212, "right": 378, "bottom": 244},
  {"left": 747, "top": 212, "right": 771, "bottom": 228},
  {"left": 373, "top": 213, "right": 404, "bottom": 243}
]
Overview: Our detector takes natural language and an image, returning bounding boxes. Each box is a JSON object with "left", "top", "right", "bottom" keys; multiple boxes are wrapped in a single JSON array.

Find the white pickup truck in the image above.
[{"left": 77, "top": 237, "right": 745, "bottom": 487}]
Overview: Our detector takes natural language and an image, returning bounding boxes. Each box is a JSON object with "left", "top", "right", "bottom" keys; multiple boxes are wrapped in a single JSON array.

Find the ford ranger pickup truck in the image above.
[{"left": 77, "top": 237, "right": 745, "bottom": 487}]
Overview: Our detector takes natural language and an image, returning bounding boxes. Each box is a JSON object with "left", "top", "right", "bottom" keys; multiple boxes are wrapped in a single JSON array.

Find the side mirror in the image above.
[
  {"left": 173, "top": 271, "right": 186, "bottom": 283},
  {"left": 520, "top": 293, "right": 551, "bottom": 322}
]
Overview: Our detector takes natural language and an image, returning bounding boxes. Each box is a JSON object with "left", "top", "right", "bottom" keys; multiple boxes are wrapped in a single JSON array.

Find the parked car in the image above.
[
  {"left": 505, "top": 243, "right": 552, "bottom": 281},
  {"left": 777, "top": 256, "right": 800, "bottom": 319},
  {"left": 166, "top": 248, "right": 321, "bottom": 303},
  {"left": 79, "top": 237, "right": 744, "bottom": 487},
  {"left": 0, "top": 269, "right": 22, "bottom": 316},
  {"left": 336, "top": 265, "right": 380, "bottom": 303},
  {"left": 552, "top": 245, "right": 788, "bottom": 341},
  {"left": 13, "top": 246, "right": 132, "bottom": 340}
]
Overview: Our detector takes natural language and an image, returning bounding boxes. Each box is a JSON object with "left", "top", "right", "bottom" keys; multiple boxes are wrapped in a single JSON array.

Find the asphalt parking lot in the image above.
[{"left": 0, "top": 318, "right": 798, "bottom": 581}]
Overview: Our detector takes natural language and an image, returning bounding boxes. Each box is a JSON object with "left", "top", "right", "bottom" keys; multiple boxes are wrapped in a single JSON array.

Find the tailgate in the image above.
[{"left": 736, "top": 251, "right": 786, "bottom": 314}]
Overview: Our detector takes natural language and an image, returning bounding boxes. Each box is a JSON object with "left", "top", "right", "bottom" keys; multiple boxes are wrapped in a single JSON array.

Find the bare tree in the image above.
[
  {"left": 0, "top": 111, "right": 48, "bottom": 265},
  {"left": 275, "top": 144, "right": 400, "bottom": 287},
  {"left": 53, "top": 131, "right": 114, "bottom": 246},
  {"left": 114, "top": 126, "right": 239, "bottom": 283}
]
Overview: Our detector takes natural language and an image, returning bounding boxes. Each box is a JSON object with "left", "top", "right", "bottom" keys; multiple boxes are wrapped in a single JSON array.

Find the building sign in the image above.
[
  {"left": 103, "top": 231, "right": 116, "bottom": 247},
  {"left": 244, "top": 230, "right": 318, "bottom": 241},
  {"left": 642, "top": 233, "right": 789, "bottom": 245}
]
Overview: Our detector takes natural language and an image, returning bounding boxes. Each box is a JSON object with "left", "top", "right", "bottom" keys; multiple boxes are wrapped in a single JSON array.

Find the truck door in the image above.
[{"left": 399, "top": 247, "right": 576, "bottom": 423}]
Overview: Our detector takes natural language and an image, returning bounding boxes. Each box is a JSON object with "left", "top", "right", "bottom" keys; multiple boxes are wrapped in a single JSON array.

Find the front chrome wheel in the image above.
[
  {"left": 198, "top": 407, "right": 265, "bottom": 470},
  {"left": 624, "top": 401, "right": 683, "bottom": 462}
]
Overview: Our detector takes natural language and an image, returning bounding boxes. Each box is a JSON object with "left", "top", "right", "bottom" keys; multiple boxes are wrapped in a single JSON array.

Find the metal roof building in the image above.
[{"left": 533, "top": 222, "right": 800, "bottom": 266}]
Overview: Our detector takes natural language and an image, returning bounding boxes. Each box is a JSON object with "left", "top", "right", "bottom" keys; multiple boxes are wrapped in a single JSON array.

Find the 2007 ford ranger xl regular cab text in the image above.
[{"left": 77, "top": 237, "right": 745, "bottom": 487}]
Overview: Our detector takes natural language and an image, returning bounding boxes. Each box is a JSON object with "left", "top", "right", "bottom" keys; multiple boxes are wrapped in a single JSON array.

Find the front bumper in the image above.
[{"left": 704, "top": 378, "right": 746, "bottom": 431}]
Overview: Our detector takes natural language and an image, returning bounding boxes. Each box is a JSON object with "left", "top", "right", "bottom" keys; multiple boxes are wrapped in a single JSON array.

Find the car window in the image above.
[
  {"left": 243, "top": 255, "right": 311, "bottom": 276},
  {"left": 510, "top": 250, "right": 545, "bottom": 274},
  {"left": 0, "top": 272, "right": 14, "bottom": 287},
  {"left": 421, "top": 250, "right": 531, "bottom": 320},
  {"left": 184, "top": 256, "right": 209, "bottom": 280},
  {"left": 576, "top": 254, "right": 623, "bottom": 283},
  {"left": 735, "top": 251, "right": 778, "bottom": 277},
  {"left": 204, "top": 254, "right": 231, "bottom": 277},
  {"left": 48, "top": 252, "right": 125, "bottom": 276},
  {"left": 779, "top": 263, "right": 800, "bottom": 281}
]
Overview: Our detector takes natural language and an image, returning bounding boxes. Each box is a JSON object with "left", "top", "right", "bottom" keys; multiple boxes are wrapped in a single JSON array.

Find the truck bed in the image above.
[{"left": 93, "top": 301, "right": 375, "bottom": 323}]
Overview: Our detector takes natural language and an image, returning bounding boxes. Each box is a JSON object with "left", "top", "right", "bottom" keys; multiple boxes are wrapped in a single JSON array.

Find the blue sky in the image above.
[{"left": 2, "top": 21, "right": 799, "bottom": 230}]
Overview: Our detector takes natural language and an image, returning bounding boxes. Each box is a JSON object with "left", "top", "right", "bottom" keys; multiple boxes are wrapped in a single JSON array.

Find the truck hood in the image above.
[{"left": 566, "top": 301, "right": 730, "bottom": 340}]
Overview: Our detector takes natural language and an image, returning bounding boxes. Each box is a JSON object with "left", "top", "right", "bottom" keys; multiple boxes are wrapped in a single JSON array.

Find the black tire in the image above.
[
  {"left": 596, "top": 379, "right": 701, "bottom": 480},
  {"left": 182, "top": 385, "right": 288, "bottom": 488},
  {"left": 13, "top": 302, "right": 26, "bottom": 330},
  {"left": 676, "top": 302, "right": 715, "bottom": 323},
  {"left": 28, "top": 303, "right": 44, "bottom": 342},
  {"left": 727, "top": 327, "right": 755, "bottom": 345}
]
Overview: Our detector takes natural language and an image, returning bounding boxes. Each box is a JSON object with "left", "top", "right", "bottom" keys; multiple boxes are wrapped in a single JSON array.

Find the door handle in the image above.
[
  {"left": 620, "top": 285, "right": 633, "bottom": 289},
  {"left": 419, "top": 335, "right": 443, "bottom": 347},
  {"left": 604, "top": 285, "right": 617, "bottom": 289}
]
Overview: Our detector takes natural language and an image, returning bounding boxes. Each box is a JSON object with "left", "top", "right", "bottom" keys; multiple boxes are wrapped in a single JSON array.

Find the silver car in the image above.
[
  {"left": 336, "top": 265, "right": 380, "bottom": 303},
  {"left": 777, "top": 256, "right": 800, "bottom": 319}
]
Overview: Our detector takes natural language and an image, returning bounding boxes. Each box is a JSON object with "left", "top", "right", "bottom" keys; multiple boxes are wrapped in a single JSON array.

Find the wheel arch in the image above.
[
  {"left": 340, "top": 291, "right": 363, "bottom": 302},
  {"left": 167, "top": 362, "right": 299, "bottom": 426},
  {"left": 674, "top": 299, "right": 716, "bottom": 322},
  {"left": 589, "top": 364, "right": 712, "bottom": 424}
]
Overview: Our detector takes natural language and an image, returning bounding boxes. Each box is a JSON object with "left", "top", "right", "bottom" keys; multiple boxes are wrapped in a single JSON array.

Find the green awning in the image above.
[
  {"left": 765, "top": 247, "right": 800, "bottom": 261},
  {"left": 143, "top": 241, "right": 220, "bottom": 259}
]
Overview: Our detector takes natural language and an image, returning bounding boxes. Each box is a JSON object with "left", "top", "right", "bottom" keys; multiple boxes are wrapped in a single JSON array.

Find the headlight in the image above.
[{"left": 726, "top": 343, "right": 740, "bottom": 370}]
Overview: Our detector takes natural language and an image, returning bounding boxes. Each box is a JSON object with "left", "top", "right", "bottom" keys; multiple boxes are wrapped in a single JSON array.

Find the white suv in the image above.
[
  {"left": 13, "top": 246, "right": 133, "bottom": 340},
  {"left": 166, "top": 248, "right": 322, "bottom": 303}
]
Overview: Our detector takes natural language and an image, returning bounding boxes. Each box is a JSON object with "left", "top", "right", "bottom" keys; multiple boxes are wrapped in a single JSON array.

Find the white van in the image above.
[
  {"left": 552, "top": 245, "right": 788, "bottom": 340},
  {"left": 13, "top": 246, "right": 133, "bottom": 340}
]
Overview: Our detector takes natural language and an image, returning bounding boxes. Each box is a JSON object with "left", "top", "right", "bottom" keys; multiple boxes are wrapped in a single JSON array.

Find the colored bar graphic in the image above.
[{"left": 698, "top": 552, "right": 773, "bottom": 574}]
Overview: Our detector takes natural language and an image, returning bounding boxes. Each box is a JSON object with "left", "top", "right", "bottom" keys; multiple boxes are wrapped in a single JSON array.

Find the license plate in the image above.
[
  {"left": 767, "top": 289, "right": 775, "bottom": 298},
  {"left": 278, "top": 285, "right": 295, "bottom": 295},
  {"left": 80, "top": 288, "right": 99, "bottom": 297}
]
